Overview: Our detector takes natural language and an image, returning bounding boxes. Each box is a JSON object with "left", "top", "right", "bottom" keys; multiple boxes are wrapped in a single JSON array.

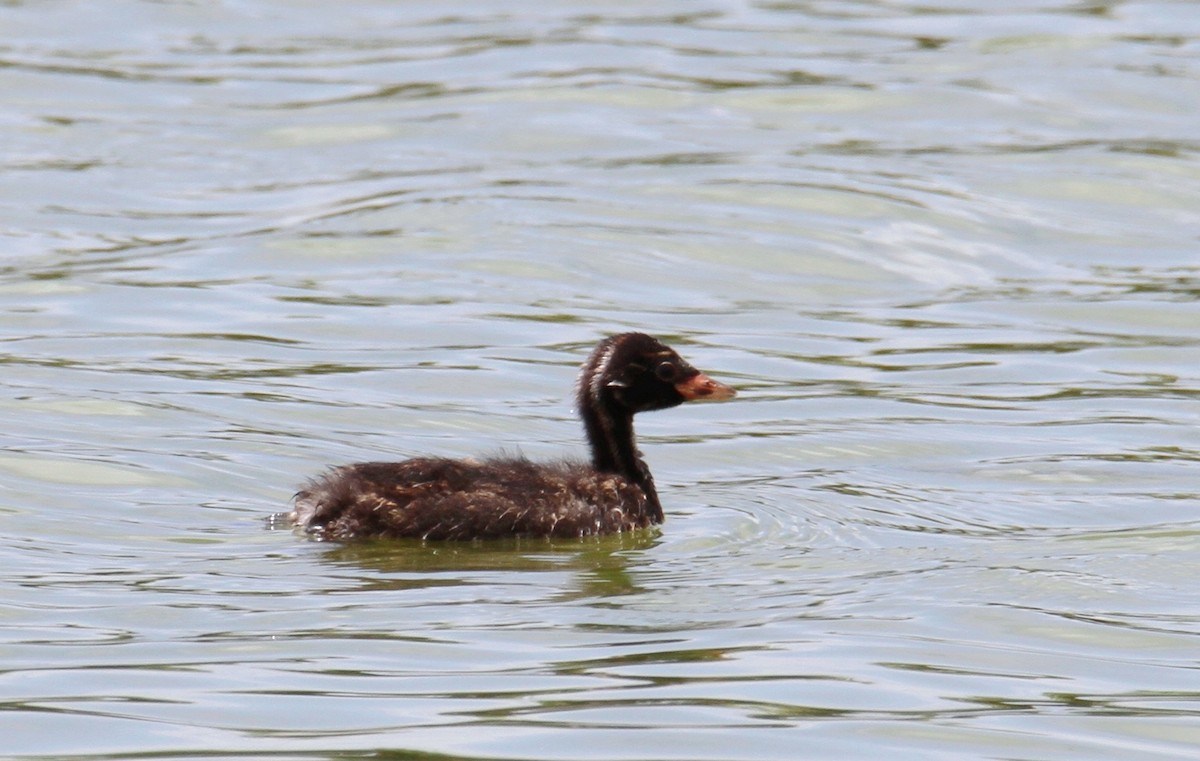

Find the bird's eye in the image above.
[{"left": 655, "top": 362, "right": 678, "bottom": 382}]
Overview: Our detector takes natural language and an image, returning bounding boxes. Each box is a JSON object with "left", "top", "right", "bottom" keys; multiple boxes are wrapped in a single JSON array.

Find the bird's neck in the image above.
[{"left": 581, "top": 401, "right": 663, "bottom": 521}]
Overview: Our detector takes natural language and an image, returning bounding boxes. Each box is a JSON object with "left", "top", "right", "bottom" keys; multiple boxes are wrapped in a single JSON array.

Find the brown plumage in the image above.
[{"left": 286, "top": 332, "right": 736, "bottom": 541}]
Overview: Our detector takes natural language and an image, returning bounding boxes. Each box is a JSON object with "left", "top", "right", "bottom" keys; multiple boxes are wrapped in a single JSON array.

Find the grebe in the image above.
[{"left": 287, "top": 333, "right": 735, "bottom": 540}]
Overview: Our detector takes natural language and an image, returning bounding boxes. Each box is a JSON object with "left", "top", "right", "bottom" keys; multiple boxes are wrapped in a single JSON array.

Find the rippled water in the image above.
[{"left": 3, "top": 1, "right": 1198, "bottom": 759}]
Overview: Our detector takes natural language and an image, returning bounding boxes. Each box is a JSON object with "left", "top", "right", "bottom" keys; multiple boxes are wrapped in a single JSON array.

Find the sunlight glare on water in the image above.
[{"left": 1, "top": 1, "right": 1198, "bottom": 759}]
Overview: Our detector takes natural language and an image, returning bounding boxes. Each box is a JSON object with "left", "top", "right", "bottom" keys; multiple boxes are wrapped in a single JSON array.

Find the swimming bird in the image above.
[{"left": 287, "top": 332, "right": 735, "bottom": 540}]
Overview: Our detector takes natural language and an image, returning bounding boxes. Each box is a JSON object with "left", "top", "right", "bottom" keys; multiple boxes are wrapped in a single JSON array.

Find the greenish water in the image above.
[{"left": 2, "top": 1, "right": 1198, "bottom": 759}]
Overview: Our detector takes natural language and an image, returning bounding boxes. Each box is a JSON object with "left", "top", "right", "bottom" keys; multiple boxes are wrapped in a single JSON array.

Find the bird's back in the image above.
[{"left": 289, "top": 456, "right": 654, "bottom": 540}]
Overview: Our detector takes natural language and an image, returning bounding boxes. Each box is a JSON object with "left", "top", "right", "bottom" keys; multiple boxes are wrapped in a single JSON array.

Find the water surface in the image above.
[{"left": 2, "top": 1, "right": 1198, "bottom": 759}]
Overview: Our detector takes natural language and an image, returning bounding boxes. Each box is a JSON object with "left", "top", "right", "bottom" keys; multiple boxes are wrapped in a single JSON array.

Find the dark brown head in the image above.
[{"left": 577, "top": 332, "right": 736, "bottom": 416}]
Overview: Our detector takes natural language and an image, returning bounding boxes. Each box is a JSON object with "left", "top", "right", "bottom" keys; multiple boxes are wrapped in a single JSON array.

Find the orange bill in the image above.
[{"left": 675, "top": 372, "right": 737, "bottom": 402}]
